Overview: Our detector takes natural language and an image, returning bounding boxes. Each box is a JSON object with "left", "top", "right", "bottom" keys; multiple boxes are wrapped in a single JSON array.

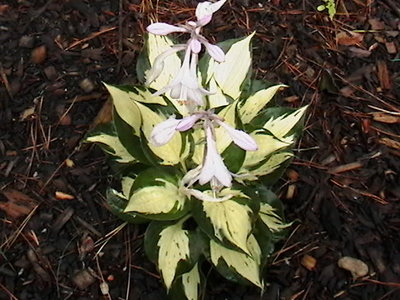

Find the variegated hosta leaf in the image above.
[
  {"left": 195, "top": 193, "right": 253, "bottom": 254},
  {"left": 106, "top": 188, "right": 148, "bottom": 224},
  {"left": 259, "top": 202, "right": 293, "bottom": 233},
  {"left": 239, "top": 85, "right": 287, "bottom": 124},
  {"left": 125, "top": 179, "right": 186, "bottom": 216},
  {"left": 136, "top": 102, "right": 182, "bottom": 165},
  {"left": 157, "top": 219, "right": 190, "bottom": 290},
  {"left": 181, "top": 263, "right": 201, "bottom": 300},
  {"left": 130, "top": 87, "right": 167, "bottom": 105},
  {"left": 190, "top": 127, "right": 205, "bottom": 165},
  {"left": 121, "top": 177, "right": 135, "bottom": 198},
  {"left": 238, "top": 152, "right": 294, "bottom": 181},
  {"left": 104, "top": 83, "right": 142, "bottom": 134},
  {"left": 86, "top": 133, "right": 136, "bottom": 163},
  {"left": 207, "top": 77, "right": 230, "bottom": 109},
  {"left": 146, "top": 34, "right": 188, "bottom": 116},
  {"left": 263, "top": 106, "right": 308, "bottom": 139},
  {"left": 215, "top": 101, "right": 238, "bottom": 154},
  {"left": 210, "top": 235, "right": 263, "bottom": 288},
  {"left": 242, "top": 132, "right": 294, "bottom": 169},
  {"left": 214, "top": 33, "right": 255, "bottom": 100},
  {"left": 146, "top": 35, "right": 180, "bottom": 92}
]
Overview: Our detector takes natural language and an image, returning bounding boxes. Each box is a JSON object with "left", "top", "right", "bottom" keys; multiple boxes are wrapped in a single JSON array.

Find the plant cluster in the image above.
[{"left": 87, "top": 1, "right": 307, "bottom": 299}]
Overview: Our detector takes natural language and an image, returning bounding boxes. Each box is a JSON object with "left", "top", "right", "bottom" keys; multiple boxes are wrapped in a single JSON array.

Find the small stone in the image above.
[
  {"left": 44, "top": 66, "right": 58, "bottom": 81},
  {"left": 19, "top": 35, "right": 34, "bottom": 48},
  {"left": 72, "top": 269, "right": 96, "bottom": 289},
  {"left": 301, "top": 254, "right": 317, "bottom": 271},
  {"left": 338, "top": 256, "right": 369, "bottom": 279},
  {"left": 79, "top": 78, "right": 95, "bottom": 93},
  {"left": 31, "top": 45, "right": 47, "bottom": 64}
]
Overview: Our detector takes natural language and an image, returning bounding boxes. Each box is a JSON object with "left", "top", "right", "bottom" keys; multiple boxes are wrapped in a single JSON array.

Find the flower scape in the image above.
[{"left": 86, "top": 0, "right": 307, "bottom": 299}]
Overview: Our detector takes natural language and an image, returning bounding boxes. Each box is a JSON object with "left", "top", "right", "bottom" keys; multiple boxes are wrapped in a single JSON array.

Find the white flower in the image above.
[
  {"left": 152, "top": 48, "right": 213, "bottom": 107},
  {"left": 198, "top": 121, "right": 232, "bottom": 187},
  {"left": 146, "top": 0, "right": 226, "bottom": 108}
]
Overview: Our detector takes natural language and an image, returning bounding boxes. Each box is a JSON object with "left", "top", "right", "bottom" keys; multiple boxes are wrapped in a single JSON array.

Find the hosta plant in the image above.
[{"left": 87, "top": 1, "right": 307, "bottom": 299}]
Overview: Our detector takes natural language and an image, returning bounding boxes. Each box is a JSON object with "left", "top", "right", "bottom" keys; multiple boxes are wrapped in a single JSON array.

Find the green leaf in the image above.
[
  {"left": 221, "top": 141, "right": 246, "bottom": 174},
  {"left": 181, "top": 263, "right": 201, "bottom": 300},
  {"left": 238, "top": 152, "right": 293, "bottom": 181},
  {"left": 129, "top": 86, "right": 167, "bottom": 105},
  {"left": 207, "top": 77, "right": 230, "bottom": 109},
  {"left": 145, "top": 34, "right": 189, "bottom": 116},
  {"left": 124, "top": 167, "right": 188, "bottom": 220},
  {"left": 239, "top": 85, "right": 287, "bottom": 124},
  {"left": 192, "top": 191, "right": 253, "bottom": 254},
  {"left": 242, "top": 131, "right": 294, "bottom": 169},
  {"left": 263, "top": 106, "right": 308, "bottom": 139},
  {"left": 136, "top": 102, "right": 182, "bottom": 165},
  {"left": 214, "top": 33, "right": 255, "bottom": 100},
  {"left": 169, "top": 263, "right": 202, "bottom": 300},
  {"left": 144, "top": 220, "right": 207, "bottom": 293},
  {"left": 104, "top": 83, "right": 142, "bottom": 134},
  {"left": 215, "top": 101, "right": 238, "bottom": 153},
  {"left": 113, "top": 111, "right": 150, "bottom": 164},
  {"left": 106, "top": 188, "right": 148, "bottom": 224},
  {"left": 256, "top": 187, "right": 290, "bottom": 241},
  {"left": 259, "top": 202, "right": 293, "bottom": 234},
  {"left": 158, "top": 220, "right": 190, "bottom": 290},
  {"left": 86, "top": 132, "right": 136, "bottom": 164},
  {"left": 210, "top": 235, "right": 263, "bottom": 288}
]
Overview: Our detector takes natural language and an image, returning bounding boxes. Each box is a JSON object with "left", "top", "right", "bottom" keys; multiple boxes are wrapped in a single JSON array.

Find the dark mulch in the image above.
[{"left": 1, "top": 0, "right": 399, "bottom": 299}]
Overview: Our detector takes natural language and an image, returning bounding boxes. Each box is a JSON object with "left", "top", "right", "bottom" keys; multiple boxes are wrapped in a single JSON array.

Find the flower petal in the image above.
[
  {"left": 183, "top": 188, "right": 233, "bottom": 202},
  {"left": 146, "top": 45, "right": 186, "bottom": 85},
  {"left": 150, "top": 116, "right": 180, "bottom": 146},
  {"left": 147, "top": 23, "right": 188, "bottom": 35},
  {"left": 176, "top": 114, "right": 203, "bottom": 131},
  {"left": 216, "top": 120, "right": 258, "bottom": 151},
  {"left": 203, "top": 41, "right": 225, "bottom": 62},
  {"left": 189, "top": 38, "right": 202, "bottom": 54},
  {"left": 199, "top": 125, "right": 232, "bottom": 187},
  {"left": 195, "top": 0, "right": 227, "bottom": 21}
]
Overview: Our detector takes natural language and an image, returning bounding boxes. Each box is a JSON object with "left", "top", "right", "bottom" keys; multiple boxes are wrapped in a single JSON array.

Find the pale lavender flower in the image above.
[
  {"left": 150, "top": 110, "right": 258, "bottom": 190},
  {"left": 146, "top": 0, "right": 226, "bottom": 107},
  {"left": 151, "top": 47, "right": 213, "bottom": 107},
  {"left": 198, "top": 121, "right": 232, "bottom": 187}
]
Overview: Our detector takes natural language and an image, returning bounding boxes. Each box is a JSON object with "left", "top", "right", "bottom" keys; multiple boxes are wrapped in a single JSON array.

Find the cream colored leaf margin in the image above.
[
  {"left": 214, "top": 33, "right": 255, "bottom": 100},
  {"left": 182, "top": 263, "right": 201, "bottom": 300},
  {"left": 104, "top": 83, "right": 142, "bottom": 133},
  {"left": 136, "top": 102, "right": 182, "bottom": 165},
  {"left": 263, "top": 106, "right": 308, "bottom": 139},
  {"left": 146, "top": 35, "right": 188, "bottom": 116},
  {"left": 86, "top": 134, "right": 135, "bottom": 164},
  {"left": 259, "top": 202, "right": 293, "bottom": 233},
  {"left": 157, "top": 219, "right": 190, "bottom": 290},
  {"left": 202, "top": 197, "right": 252, "bottom": 254},
  {"left": 210, "top": 235, "right": 263, "bottom": 288},
  {"left": 125, "top": 179, "right": 185, "bottom": 215},
  {"left": 239, "top": 84, "right": 287, "bottom": 124}
]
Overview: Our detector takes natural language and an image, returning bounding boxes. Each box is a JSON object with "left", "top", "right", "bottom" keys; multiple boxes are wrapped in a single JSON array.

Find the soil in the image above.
[{"left": 1, "top": 0, "right": 400, "bottom": 299}]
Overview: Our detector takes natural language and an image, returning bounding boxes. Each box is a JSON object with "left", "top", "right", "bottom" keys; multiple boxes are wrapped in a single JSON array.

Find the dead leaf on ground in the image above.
[
  {"left": 379, "top": 138, "right": 400, "bottom": 150},
  {"left": 368, "top": 18, "right": 385, "bottom": 30},
  {"left": 385, "top": 42, "right": 397, "bottom": 54},
  {"left": 371, "top": 112, "right": 400, "bottom": 124},
  {"left": 90, "top": 98, "right": 113, "bottom": 129},
  {"left": 0, "top": 4, "right": 9, "bottom": 15},
  {"left": 349, "top": 46, "right": 371, "bottom": 58},
  {"left": 377, "top": 60, "right": 392, "bottom": 90},
  {"left": 0, "top": 189, "right": 38, "bottom": 219},
  {"left": 55, "top": 191, "right": 75, "bottom": 200},
  {"left": 336, "top": 31, "right": 364, "bottom": 46}
]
